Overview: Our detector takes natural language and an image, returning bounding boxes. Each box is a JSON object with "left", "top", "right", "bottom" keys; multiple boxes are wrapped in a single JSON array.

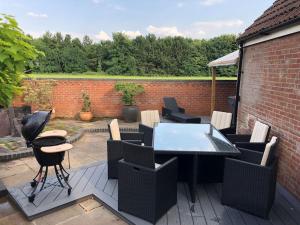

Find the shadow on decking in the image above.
[{"left": 7, "top": 162, "right": 300, "bottom": 225}]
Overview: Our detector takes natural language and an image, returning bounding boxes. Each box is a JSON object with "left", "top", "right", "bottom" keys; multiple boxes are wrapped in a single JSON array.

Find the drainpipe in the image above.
[{"left": 233, "top": 43, "right": 244, "bottom": 128}]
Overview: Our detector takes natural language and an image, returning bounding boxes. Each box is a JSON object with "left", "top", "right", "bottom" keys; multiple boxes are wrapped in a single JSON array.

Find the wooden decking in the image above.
[{"left": 8, "top": 162, "right": 300, "bottom": 225}]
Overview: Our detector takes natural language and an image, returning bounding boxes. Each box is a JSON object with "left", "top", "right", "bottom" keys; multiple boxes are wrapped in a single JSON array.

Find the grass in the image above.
[
  {"left": 0, "top": 140, "right": 20, "bottom": 151},
  {"left": 27, "top": 73, "right": 237, "bottom": 81}
]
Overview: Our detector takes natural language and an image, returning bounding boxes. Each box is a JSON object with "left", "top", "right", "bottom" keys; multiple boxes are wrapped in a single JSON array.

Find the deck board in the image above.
[{"left": 7, "top": 162, "right": 300, "bottom": 225}]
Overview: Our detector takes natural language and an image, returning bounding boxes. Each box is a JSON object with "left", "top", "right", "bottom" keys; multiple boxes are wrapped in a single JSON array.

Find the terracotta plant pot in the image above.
[{"left": 80, "top": 111, "right": 93, "bottom": 121}]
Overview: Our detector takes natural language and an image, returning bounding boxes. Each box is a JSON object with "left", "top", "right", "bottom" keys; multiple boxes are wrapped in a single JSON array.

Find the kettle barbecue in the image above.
[{"left": 21, "top": 110, "right": 72, "bottom": 202}]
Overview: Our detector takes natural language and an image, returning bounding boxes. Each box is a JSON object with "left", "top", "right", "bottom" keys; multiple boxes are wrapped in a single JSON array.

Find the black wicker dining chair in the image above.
[
  {"left": 226, "top": 121, "right": 270, "bottom": 151},
  {"left": 118, "top": 141, "right": 178, "bottom": 224},
  {"left": 210, "top": 110, "right": 236, "bottom": 135},
  {"left": 138, "top": 110, "right": 160, "bottom": 146},
  {"left": 107, "top": 119, "right": 144, "bottom": 179},
  {"left": 221, "top": 136, "right": 278, "bottom": 218}
]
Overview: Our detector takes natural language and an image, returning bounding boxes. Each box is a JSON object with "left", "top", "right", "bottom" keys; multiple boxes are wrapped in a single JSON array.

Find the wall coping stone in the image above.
[{"left": 23, "top": 77, "right": 236, "bottom": 83}]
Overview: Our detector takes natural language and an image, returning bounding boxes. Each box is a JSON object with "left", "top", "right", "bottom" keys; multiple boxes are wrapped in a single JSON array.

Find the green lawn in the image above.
[{"left": 27, "top": 73, "right": 237, "bottom": 81}]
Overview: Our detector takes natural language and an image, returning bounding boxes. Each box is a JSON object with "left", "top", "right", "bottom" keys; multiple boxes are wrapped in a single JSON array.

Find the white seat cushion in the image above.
[
  {"left": 211, "top": 111, "right": 232, "bottom": 130},
  {"left": 141, "top": 110, "right": 160, "bottom": 128},
  {"left": 261, "top": 136, "right": 277, "bottom": 166},
  {"left": 109, "top": 119, "right": 121, "bottom": 141},
  {"left": 41, "top": 143, "right": 73, "bottom": 153},
  {"left": 155, "top": 163, "right": 161, "bottom": 169},
  {"left": 39, "top": 129, "right": 67, "bottom": 138},
  {"left": 250, "top": 121, "right": 269, "bottom": 143}
]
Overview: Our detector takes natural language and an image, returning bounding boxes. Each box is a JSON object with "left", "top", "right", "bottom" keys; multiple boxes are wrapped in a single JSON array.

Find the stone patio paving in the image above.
[{"left": 0, "top": 132, "right": 128, "bottom": 225}]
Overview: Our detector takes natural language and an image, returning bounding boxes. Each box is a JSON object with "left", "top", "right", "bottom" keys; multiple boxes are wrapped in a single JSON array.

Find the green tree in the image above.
[
  {"left": 0, "top": 14, "right": 42, "bottom": 107},
  {"left": 30, "top": 31, "right": 238, "bottom": 76},
  {"left": 83, "top": 35, "right": 100, "bottom": 71},
  {"left": 203, "top": 34, "right": 238, "bottom": 76},
  {"left": 102, "top": 33, "right": 137, "bottom": 75},
  {"left": 62, "top": 37, "right": 87, "bottom": 73}
]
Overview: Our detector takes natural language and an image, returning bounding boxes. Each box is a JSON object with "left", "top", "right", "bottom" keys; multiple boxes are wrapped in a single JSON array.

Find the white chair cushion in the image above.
[
  {"left": 110, "top": 119, "right": 121, "bottom": 141},
  {"left": 261, "top": 136, "right": 277, "bottom": 166},
  {"left": 211, "top": 111, "right": 232, "bottom": 130},
  {"left": 250, "top": 121, "right": 269, "bottom": 143},
  {"left": 155, "top": 163, "right": 161, "bottom": 169},
  {"left": 41, "top": 143, "right": 73, "bottom": 153},
  {"left": 39, "top": 129, "right": 67, "bottom": 138},
  {"left": 141, "top": 110, "right": 160, "bottom": 128}
]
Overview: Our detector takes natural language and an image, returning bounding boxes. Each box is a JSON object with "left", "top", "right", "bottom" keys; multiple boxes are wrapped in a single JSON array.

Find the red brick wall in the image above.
[
  {"left": 14, "top": 79, "right": 236, "bottom": 118},
  {"left": 238, "top": 32, "right": 300, "bottom": 199}
]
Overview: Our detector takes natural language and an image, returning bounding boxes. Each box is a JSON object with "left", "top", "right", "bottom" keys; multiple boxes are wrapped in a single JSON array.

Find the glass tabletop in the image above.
[{"left": 153, "top": 123, "right": 239, "bottom": 155}]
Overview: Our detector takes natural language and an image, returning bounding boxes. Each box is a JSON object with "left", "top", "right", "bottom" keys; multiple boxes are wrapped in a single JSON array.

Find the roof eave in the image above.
[{"left": 237, "top": 17, "right": 300, "bottom": 44}]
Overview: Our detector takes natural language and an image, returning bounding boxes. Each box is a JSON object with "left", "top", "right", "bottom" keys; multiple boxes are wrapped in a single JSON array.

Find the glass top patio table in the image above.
[{"left": 153, "top": 123, "right": 239, "bottom": 155}]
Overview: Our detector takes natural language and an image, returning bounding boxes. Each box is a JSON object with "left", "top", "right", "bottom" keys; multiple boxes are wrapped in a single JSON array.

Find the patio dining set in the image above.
[
  {"left": 18, "top": 97, "right": 279, "bottom": 224},
  {"left": 106, "top": 97, "right": 279, "bottom": 223}
]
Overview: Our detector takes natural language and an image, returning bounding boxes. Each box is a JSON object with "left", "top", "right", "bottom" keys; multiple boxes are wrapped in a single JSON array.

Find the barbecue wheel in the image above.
[
  {"left": 30, "top": 180, "right": 37, "bottom": 188},
  {"left": 68, "top": 188, "right": 72, "bottom": 195},
  {"left": 28, "top": 194, "right": 35, "bottom": 203}
]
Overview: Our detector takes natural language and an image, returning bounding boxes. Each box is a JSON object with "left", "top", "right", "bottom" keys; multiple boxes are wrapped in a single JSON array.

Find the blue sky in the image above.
[{"left": 0, "top": 0, "right": 274, "bottom": 41}]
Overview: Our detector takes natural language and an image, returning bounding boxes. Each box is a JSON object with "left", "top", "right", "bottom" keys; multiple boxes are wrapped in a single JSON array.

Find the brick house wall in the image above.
[
  {"left": 13, "top": 79, "right": 236, "bottom": 118},
  {"left": 238, "top": 32, "right": 300, "bottom": 199}
]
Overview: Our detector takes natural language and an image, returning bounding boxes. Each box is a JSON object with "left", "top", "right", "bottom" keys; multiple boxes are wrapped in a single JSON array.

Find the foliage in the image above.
[
  {"left": 23, "top": 79, "right": 56, "bottom": 110},
  {"left": 115, "top": 82, "right": 144, "bottom": 105},
  {"left": 0, "top": 14, "right": 43, "bottom": 107},
  {"left": 81, "top": 91, "right": 91, "bottom": 112},
  {"left": 30, "top": 32, "right": 238, "bottom": 77}
]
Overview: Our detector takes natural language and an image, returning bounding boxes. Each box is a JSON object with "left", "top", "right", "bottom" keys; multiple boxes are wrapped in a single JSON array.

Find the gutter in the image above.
[{"left": 233, "top": 43, "right": 244, "bottom": 128}]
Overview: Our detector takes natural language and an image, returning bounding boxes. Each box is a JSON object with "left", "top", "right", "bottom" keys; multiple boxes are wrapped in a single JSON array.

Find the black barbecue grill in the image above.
[{"left": 21, "top": 110, "right": 72, "bottom": 202}]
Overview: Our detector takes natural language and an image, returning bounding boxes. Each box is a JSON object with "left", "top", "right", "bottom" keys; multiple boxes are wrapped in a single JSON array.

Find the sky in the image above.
[{"left": 0, "top": 0, "right": 275, "bottom": 41}]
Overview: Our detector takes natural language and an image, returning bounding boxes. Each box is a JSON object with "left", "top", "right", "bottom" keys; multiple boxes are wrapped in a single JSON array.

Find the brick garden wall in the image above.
[
  {"left": 238, "top": 32, "right": 300, "bottom": 199},
  {"left": 14, "top": 79, "right": 236, "bottom": 118}
]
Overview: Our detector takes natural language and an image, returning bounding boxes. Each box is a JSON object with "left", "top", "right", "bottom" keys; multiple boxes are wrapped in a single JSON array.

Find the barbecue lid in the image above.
[{"left": 21, "top": 110, "right": 52, "bottom": 143}]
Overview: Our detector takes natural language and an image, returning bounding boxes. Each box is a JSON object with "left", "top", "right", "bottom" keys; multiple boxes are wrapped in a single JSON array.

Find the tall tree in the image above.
[{"left": 31, "top": 32, "right": 238, "bottom": 76}]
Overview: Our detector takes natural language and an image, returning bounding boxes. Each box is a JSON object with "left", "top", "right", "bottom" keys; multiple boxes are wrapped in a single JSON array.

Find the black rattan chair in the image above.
[
  {"left": 138, "top": 123, "right": 153, "bottom": 146},
  {"left": 211, "top": 111, "right": 236, "bottom": 135},
  {"left": 221, "top": 137, "right": 278, "bottom": 218},
  {"left": 107, "top": 119, "right": 144, "bottom": 179},
  {"left": 162, "top": 97, "right": 201, "bottom": 123},
  {"left": 138, "top": 110, "right": 160, "bottom": 146},
  {"left": 118, "top": 141, "right": 178, "bottom": 224},
  {"left": 226, "top": 121, "right": 270, "bottom": 151}
]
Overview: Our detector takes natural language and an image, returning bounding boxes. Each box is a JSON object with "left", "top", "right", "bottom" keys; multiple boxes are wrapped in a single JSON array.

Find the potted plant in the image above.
[
  {"left": 79, "top": 91, "right": 93, "bottom": 121},
  {"left": 115, "top": 82, "right": 144, "bottom": 122}
]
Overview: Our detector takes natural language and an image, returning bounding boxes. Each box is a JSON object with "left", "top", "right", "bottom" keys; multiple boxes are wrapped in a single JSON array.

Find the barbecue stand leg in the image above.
[
  {"left": 67, "top": 151, "right": 71, "bottom": 169},
  {"left": 30, "top": 166, "right": 42, "bottom": 188},
  {"left": 29, "top": 166, "right": 43, "bottom": 202},
  {"left": 54, "top": 165, "right": 64, "bottom": 188},
  {"left": 39, "top": 166, "right": 48, "bottom": 191},
  {"left": 59, "top": 164, "right": 72, "bottom": 195},
  {"left": 60, "top": 164, "right": 70, "bottom": 180}
]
